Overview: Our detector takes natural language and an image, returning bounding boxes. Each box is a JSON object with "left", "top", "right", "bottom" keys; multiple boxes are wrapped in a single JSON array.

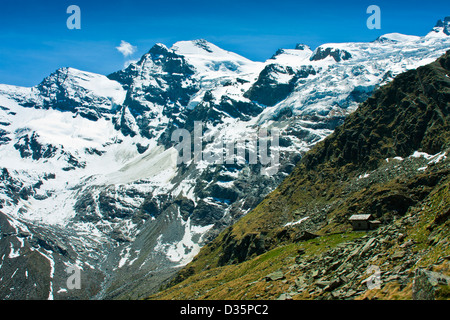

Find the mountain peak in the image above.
[
  {"left": 171, "top": 39, "right": 230, "bottom": 57},
  {"left": 148, "top": 43, "right": 170, "bottom": 55},
  {"left": 170, "top": 39, "right": 261, "bottom": 76},
  {"left": 295, "top": 43, "right": 311, "bottom": 51},
  {"left": 428, "top": 17, "right": 450, "bottom": 36},
  {"left": 375, "top": 33, "right": 421, "bottom": 43},
  {"left": 310, "top": 46, "right": 352, "bottom": 62}
]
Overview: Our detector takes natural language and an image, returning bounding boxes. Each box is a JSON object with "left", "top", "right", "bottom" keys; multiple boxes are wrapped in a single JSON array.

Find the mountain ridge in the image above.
[{"left": 0, "top": 20, "right": 449, "bottom": 300}]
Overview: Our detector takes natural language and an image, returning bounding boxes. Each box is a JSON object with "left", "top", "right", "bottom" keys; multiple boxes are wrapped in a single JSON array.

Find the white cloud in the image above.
[{"left": 116, "top": 40, "right": 137, "bottom": 57}]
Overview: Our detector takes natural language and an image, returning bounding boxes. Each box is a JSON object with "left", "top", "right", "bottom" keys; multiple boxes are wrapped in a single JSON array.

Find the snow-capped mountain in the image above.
[{"left": 0, "top": 19, "right": 449, "bottom": 299}]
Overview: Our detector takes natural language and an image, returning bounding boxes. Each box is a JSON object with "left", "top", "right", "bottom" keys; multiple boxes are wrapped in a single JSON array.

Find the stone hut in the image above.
[{"left": 349, "top": 214, "right": 381, "bottom": 231}]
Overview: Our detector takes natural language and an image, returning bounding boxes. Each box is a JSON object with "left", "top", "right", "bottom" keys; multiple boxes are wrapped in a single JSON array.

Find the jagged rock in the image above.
[
  {"left": 136, "top": 143, "right": 149, "bottom": 154},
  {"left": 244, "top": 63, "right": 316, "bottom": 106},
  {"left": 295, "top": 43, "right": 310, "bottom": 50},
  {"left": 310, "top": 47, "right": 352, "bottom": 62}
]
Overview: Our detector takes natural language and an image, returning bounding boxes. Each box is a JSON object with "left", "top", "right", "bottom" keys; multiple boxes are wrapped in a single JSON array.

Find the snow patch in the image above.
[
  {"left": 284, "top": 216, "right": 309, "bottom": 228},
  {"left": 358, "top": 173, "right": 370, "bottom": 179},
  {"left": 65, "top": 68, "right": 126, "bottom": 106},
  {"left": 118, "top": 247, "right": 131, "bottom": 269},
  {"left": 8, "top": 242, "right": 20, "bottom": 259},
  {"left": 38, "top": 249, "right": 55, "bottom": 300}
]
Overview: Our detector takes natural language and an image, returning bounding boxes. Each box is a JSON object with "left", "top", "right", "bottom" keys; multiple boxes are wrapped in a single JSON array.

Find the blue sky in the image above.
[{"left": 0, "top": 0, "right": 449, "bottom": 86}]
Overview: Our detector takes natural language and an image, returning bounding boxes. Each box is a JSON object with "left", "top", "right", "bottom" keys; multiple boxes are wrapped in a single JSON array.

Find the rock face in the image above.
[
  {"left": 310, "top": 47, "right": 352, "bottom": 62},
  {"left": 0, "top": 21, "right": 449, "bottom": 300},
  {"left": 218, "top": 230, "right": 267, "bottom": 265},
  {"left": 430, "top": 17, "right": 450, "bottom": 36},
  {"left": 244, "top": 64, "right": 316, "bottom": 106}
]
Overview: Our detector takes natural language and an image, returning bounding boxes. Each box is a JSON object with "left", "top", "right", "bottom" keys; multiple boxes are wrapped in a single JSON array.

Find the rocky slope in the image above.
[
  {"left": 149, "top": 50, "right": 450, "bottom": 300},
  {"left": 0, "top": 19, "right": 449, "bottom": 300}
]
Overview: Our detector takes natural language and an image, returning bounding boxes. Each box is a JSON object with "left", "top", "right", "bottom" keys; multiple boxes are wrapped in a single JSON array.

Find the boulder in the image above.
[
  {"left": 277, "top": 293, "right": 292, "bottom": 300},
  {"left": 412, "top": 268, "right": 450, "bottom": 300},
  {"left": 391, "top": 250, "right": 406, "bottom": 260},
  {"left": 265, "top": 270, "right": 285, "bottom": 281},
  {"left": 360, "top": 237, "right": 377, "bottom": 256},
  {"left": 315, "top": 280, "right": 331, "bottom": 289}
]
